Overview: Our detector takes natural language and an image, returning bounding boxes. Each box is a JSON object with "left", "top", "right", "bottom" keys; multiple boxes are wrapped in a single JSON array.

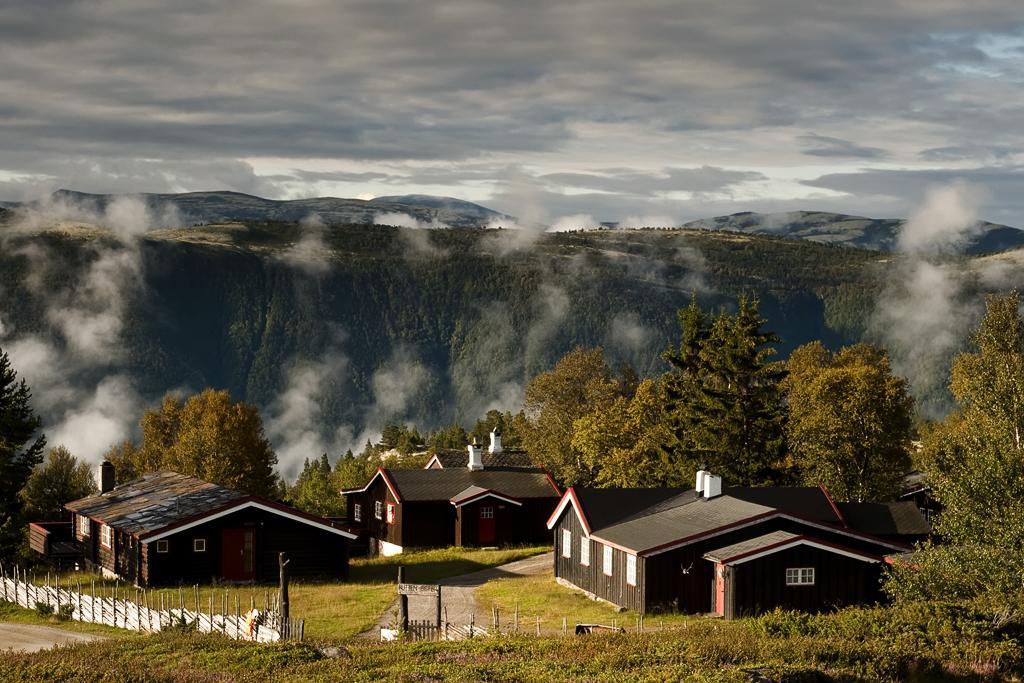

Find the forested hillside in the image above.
[{"left": 0, "top": 220, "right": 999, "bottom": 463}]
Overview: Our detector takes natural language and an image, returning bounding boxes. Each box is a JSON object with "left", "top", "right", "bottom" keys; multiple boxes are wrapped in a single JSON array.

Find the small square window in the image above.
[
  {"left": 386, "top": 502, "right": 396, "bottom": 524},
  {"left": 480, "top": 506, "right": 494, "bottom": 519},
  {"left": 100, "top": 524, "right": 112, "bottom": 549},
  {"left": 603, "top": 545, "right": 613, "bottom": 576},
  {"left": 375, "top": 501, "right": 383, "bottom": 520},
  {"left": 193, "top": 538, "right": 207, "bottom": 553},
  {"left": 561, "top": 529, "right": 572, "bottom": 558},
  {"left": 580, "top": 537, "right": 590, "bottom": 566},
  {"left": 156, "top": 540, "right": 169, "bottom": 554},
  {"left": 785, "top": 567, "right": 815, "bottom": 585},
  {"left": 354, "top": 503, "right": 362, "bottom": 522}
]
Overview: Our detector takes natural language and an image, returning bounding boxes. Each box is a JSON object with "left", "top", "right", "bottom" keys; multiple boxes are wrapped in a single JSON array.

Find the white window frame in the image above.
[
  {"left": 354, "top": 503, "right": 362, "bottom": 522},
  {"left": 193, "top": 538, "right": 207, "bottom": 553},
  {"left": 386, "top": 502, "right": 396, "bottom": 524},
  {"left": 561, "top": 529, "right": 572, "bottom": 558},
  {"left": 155, "top": 540, "right": 169, "bottom": 554},
  {"left": 100, "top": 524, "right": 112, "bottom": 549},
  {"left": 78, "top": 515, "right": 90, "bottom": 537},
  {"left": 480, "top": 505, "right": 494, "bottom": 519},
  {"left": 375, "top": 500, "right": 383, "bottom": 520},
  {"left": 603, "top": 544, "right": 613, "bottom": 576},
  {"left": 580, "top": 536, "right": 590, "bottom": 566},
  {"left": 785, "top": 567, "right": 815, "bottom": 586},
  {"left": 626, "top": 554, "right": 637, "bottom": 586}
]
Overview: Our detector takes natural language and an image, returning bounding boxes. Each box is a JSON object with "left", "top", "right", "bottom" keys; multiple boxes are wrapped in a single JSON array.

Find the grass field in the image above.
[
  {"left": 0, "top": 601, "right": 130, "bottom": 638},
  {"left": 28, "top": 545, "right": 548, "bottom": 640},
  {"left": 1, "top": 599, "right": 1019, "bottom": 682},
  {"left": 476, "top": 573, "right": 692, "bottom": 635}
]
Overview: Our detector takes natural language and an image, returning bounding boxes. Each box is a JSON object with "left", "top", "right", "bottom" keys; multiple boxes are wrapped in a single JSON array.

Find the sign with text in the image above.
[{"left": 398, "top": 583, "right": 440, "bottom": 597}]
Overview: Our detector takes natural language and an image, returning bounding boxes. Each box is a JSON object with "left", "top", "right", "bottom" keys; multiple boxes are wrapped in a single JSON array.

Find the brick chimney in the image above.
[
  {"left": 98, "top": 460, "right": 115, "bottom": 494},
  {"left": 467, "top": 439, "right": 484, "bottom": 471}
]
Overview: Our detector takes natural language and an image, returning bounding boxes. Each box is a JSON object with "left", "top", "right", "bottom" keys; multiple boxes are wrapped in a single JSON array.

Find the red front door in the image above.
[
  {"left": 221, "top": 528, "right": 255, "bottom": 581},
  {"left": 478, "top": 505, "right": 496, "bottom": 545},
  {"left": 714, "top": 563, "right": 726, "bottom": 615}
]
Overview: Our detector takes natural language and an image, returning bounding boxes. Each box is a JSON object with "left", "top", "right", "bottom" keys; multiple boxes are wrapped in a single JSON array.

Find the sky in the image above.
[{"left": 3, "top": 1, "right": 1024, "bottom": 225}]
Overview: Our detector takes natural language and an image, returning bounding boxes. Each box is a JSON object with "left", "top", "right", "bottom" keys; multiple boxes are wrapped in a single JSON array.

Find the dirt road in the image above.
[{"left": 0, "top": 623, "right": 105, "bottom": 653}]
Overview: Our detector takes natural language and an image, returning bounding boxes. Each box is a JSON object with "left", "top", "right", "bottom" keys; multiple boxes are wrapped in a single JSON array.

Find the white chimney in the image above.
[
  {"left": 703, "top": 474, "right": 722, "bottom": 499},
  {"left": 467, "top": 440, "right": 484, "bottom": 471},
  {"left": 695, "top": 469, "right": 708, "bottom": 494},
  {"left": 488, "top": 429, "right": 503, "bottom": 455}
]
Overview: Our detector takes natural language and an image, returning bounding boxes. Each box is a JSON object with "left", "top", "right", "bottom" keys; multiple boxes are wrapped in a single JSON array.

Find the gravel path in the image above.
[
  {"left": 0, "top": 623, "right": 105, "bottom": 653},
  {"left": 371, "top": 552, "right": 553, "bottom": 635}
]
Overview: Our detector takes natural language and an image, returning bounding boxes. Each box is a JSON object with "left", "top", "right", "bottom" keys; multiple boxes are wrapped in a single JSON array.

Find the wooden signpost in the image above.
[{"left": 396, "top": 566, "right": 442, "bottom": 633}]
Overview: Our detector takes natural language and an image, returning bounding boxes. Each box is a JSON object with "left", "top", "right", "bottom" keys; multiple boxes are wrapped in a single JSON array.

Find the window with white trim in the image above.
[
  {"left": 480, "top": 506, "right": 494, "bottom": 519},
  {"left": 375, "top": 500, "right": 383, "bottom": 520},
  {"left": 785, "top": 567, "right": 814, "bottom": 586},
  {"left": 78, "top": 515, "right": 90, "bottom": 537},
  {"left": 603, "top": 544, "right": 613, "bottom": 576},
  {"left": 386, "top": 502, "right": 396, "bottom": 524},
  {"left": 155, "top": 540, "right": 169, "bottom": 554},
  {"left": 100, "top": 524, "right": 112, "bottom": 549},
  {"left": 561, "top": 529, "right": 572, "bottom": 558},
  {"left": 193, "top": 538, "right": 207, "bottom": 553},
  {"left": 354, "top": 503, "right": 362, "bottom": 522},
  {"left": 580, "top": 537, "right": 590, "bottom": 566},
  {"left": 626, "top": 554, "right": 637, "bottom": 586}
]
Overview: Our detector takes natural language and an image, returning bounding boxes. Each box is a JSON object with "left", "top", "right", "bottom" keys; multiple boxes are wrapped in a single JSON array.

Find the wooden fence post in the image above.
[
  {"left": 279, "top": 552, "right": 290, "bottom": 633},
  {"left": 396, "top": 565, "right": 408, "bottom": 633}
]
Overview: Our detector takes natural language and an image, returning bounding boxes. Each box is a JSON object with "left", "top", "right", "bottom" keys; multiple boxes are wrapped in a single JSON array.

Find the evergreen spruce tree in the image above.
[
  {"left": 0, "top": 347, "right": 46, "bottom": 560},
  {"left": 661, "top": 296, "right": 788, "bottom": 485}
]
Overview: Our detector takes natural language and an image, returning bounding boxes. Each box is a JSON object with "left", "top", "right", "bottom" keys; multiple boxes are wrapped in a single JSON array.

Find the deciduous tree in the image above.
[
  {"left": 21, "top": 446, "right": 97, "bottom": 521},
  {"left": 784, "top": 342, "right": 913, "bottom": 502}
]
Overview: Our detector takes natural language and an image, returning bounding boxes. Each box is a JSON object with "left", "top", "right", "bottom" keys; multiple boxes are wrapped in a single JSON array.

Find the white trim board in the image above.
[
  {"left": 451, "top": 492, "right": 522, "bottom": 507},
  {"left": 339, "top": 469, "right": 402, "bottom": 501},
  {"left": 710, "top": 539, "right": 881, "bottom": 566},
  {"left": 546, "top": 490, "right": 591, "bottom": 534},
  {"left": 142, "top": 501, "right": 358, "bottom": 543}
]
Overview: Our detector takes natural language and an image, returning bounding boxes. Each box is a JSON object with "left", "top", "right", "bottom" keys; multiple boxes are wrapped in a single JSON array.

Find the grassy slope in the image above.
[
  {"left": 0, "top": 601, "right": 1019, "bottom": 682},
  {"left": 477, "top": 573, "right": 692, "bottom": 634},
  {"left": 40, "top": 546, "right": 548, "bottom": 640}
]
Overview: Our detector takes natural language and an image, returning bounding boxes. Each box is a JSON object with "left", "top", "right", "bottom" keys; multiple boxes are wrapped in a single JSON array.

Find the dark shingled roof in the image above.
[
  {"left": 572, "top": 488, "right": 695, "bottom": 531},
  {"left": 727, "top": 487, "right": 842, "bottom": 524},
  {"left": 837, "top": 501, "right": 931, "bottom": 536},
  {"left": 65, "top": 471, "right": 246, "bottom": 537},
  {"left": 426, "top": 449, "right": 534, "bottom": 469},
  {"left": 704, "top": 531, "right": 801, "bottom": 563},
  {"left": 386, "top": 468, "right": 558, "bottom": 502}
]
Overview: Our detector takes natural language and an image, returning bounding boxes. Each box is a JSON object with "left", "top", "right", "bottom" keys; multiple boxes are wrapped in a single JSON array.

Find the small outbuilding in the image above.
[{"left": 50, "top": 466, "right": 357, "bottom": 586}]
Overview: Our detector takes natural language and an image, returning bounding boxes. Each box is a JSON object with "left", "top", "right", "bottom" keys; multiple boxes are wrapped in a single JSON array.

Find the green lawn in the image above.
[
  {"left": 476, "top": 573, "right": 693, "bottom": 635},
  {"left": 27, "top": 545, "right": 548, "bottom": 641}
]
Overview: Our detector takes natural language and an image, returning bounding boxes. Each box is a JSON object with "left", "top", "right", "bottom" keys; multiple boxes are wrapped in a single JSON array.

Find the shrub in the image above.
[{"left": 33, "top": 602, "right": 53, "bottom": 618}]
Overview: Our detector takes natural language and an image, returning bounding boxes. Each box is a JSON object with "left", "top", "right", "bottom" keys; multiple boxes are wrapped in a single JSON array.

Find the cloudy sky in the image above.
[{"left": 3, "top": 0, "right": 1024, "bottom": 224}]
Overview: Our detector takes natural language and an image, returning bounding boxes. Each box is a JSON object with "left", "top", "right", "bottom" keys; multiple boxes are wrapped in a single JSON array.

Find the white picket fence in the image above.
[{"left": 0, "top": 566, "right": 301, "bottom": 642}]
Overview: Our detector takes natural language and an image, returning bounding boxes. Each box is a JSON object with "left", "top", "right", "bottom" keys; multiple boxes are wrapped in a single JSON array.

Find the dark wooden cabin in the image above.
[
  {"left": 50, "top": 467, "right": 356, "bottom": 587},
  {"left": 342, "top": 437, "right": 560, "bottom": 556},
  {"left": 547, "top": 471, "right": 930, "bottom": 617}
]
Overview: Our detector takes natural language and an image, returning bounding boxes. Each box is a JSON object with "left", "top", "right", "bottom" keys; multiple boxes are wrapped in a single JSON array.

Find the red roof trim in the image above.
[
  {"left": 818, "top": 483, "right": 847, "bottom": 528},
  {"left": 543, "top": 471, "right": 562, "bottom": 497},
  {"left": 339, "top": 467, "right": 403, "bottom": 502}
]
